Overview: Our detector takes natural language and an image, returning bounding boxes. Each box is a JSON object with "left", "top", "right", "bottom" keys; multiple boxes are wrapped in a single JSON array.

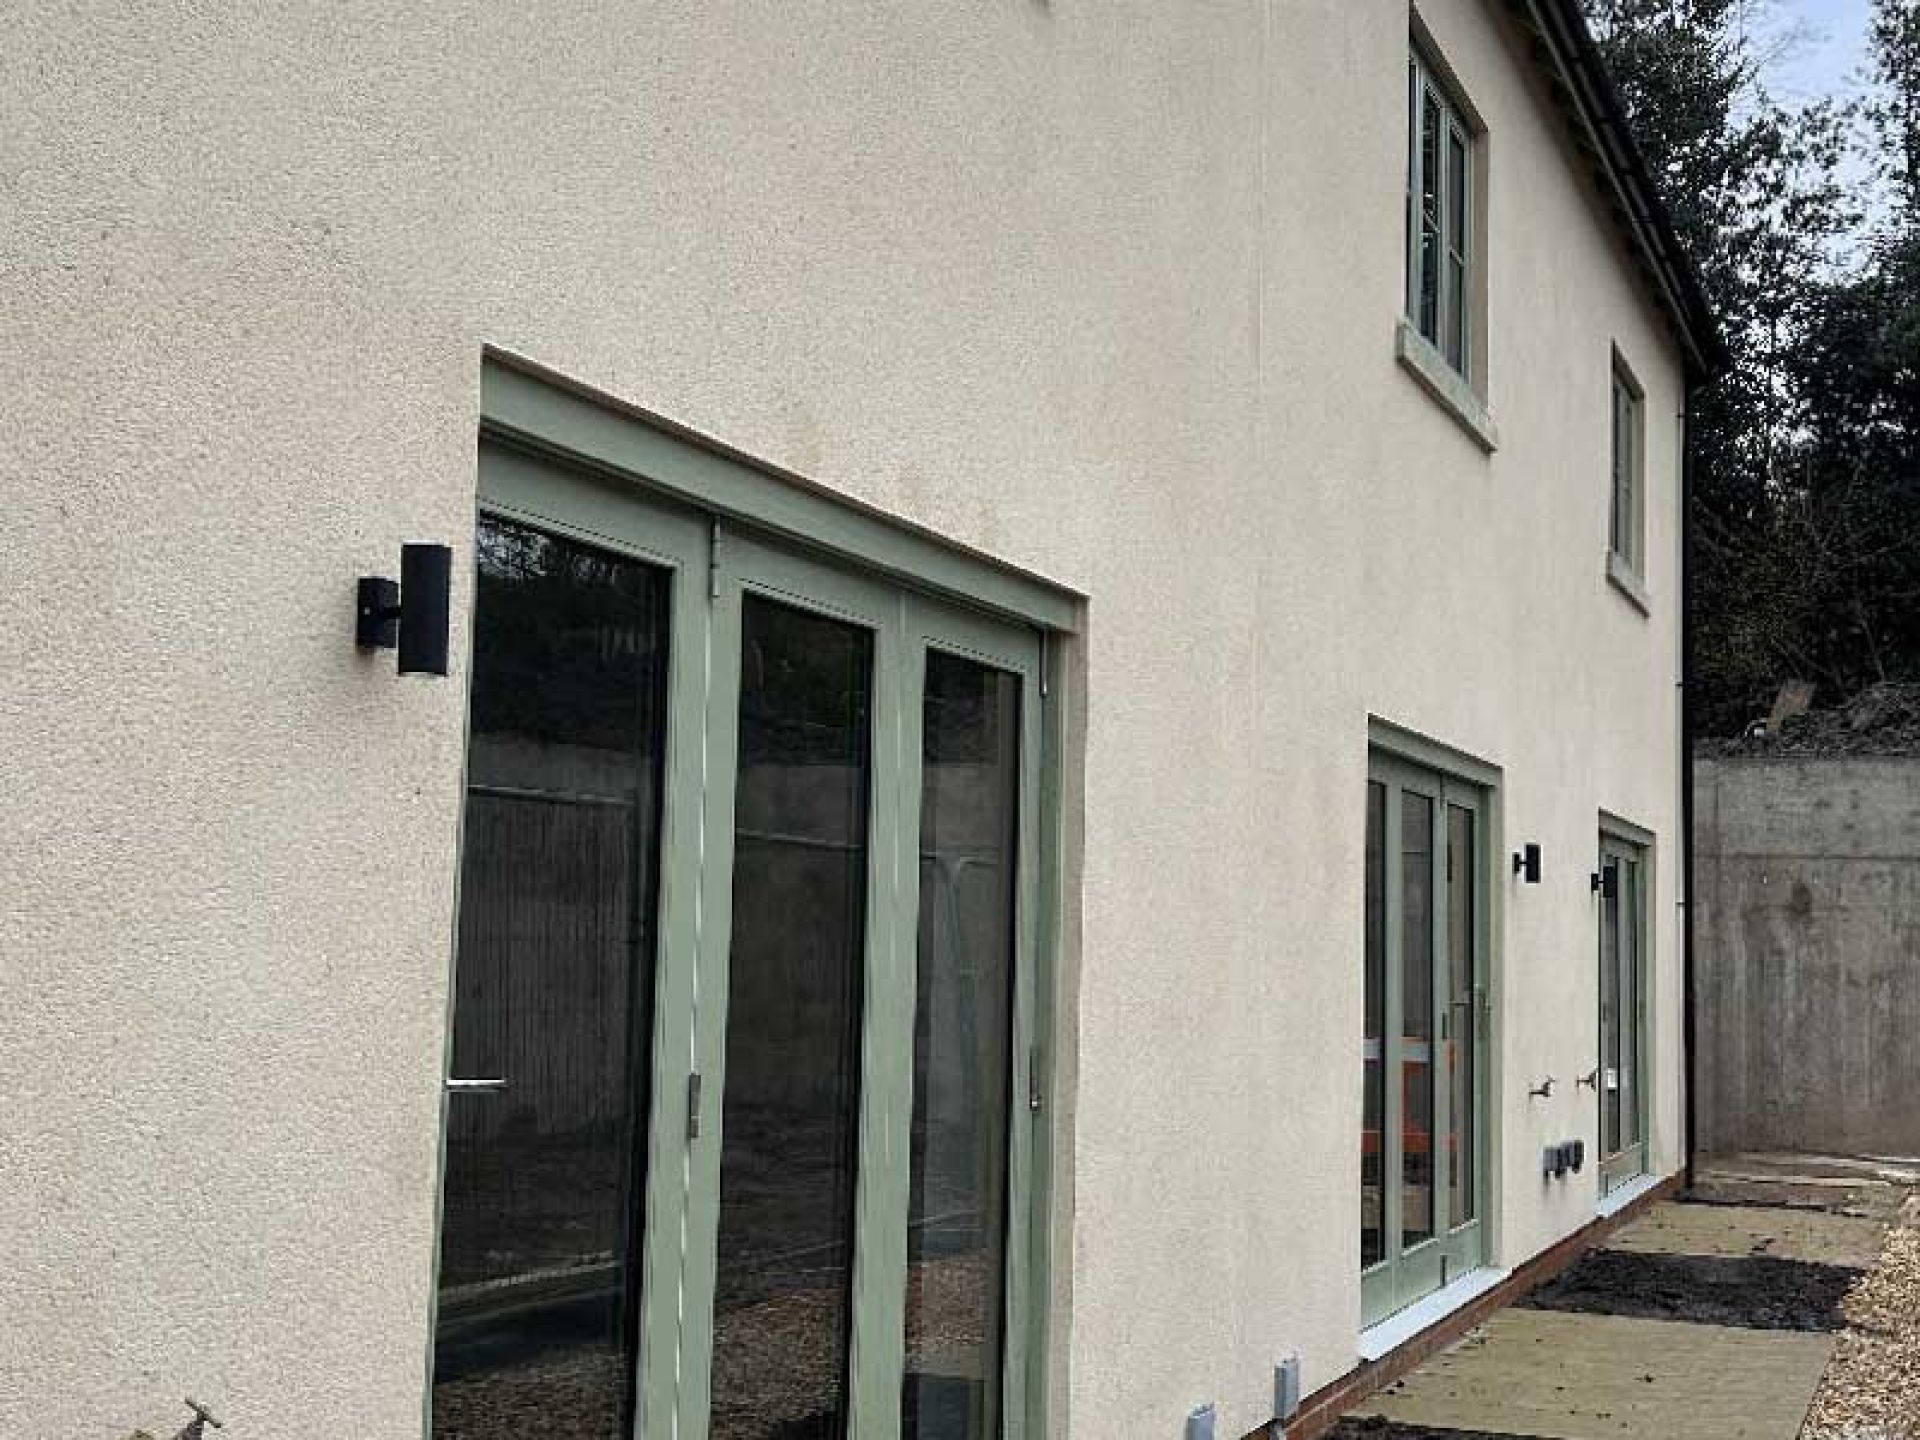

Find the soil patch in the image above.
[
  {"left": 1518, "top": 1248, "right": 1860, "bottom": 1332},
  {"left": 1330, "top": 1420, "right": 1547, "bottom": 1440}
]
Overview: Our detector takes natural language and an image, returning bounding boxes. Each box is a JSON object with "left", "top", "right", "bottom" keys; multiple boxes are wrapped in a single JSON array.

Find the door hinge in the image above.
[
  {"left": 709, "top": 521, "right": 722, "bottom": 601},
  {"left": 686, "top": 1071, "right": 704, "bottom": 1139}
]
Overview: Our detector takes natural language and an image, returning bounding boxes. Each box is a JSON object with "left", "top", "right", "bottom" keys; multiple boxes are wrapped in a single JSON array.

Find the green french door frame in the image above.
[
  {"left": 439, "top": 423, "right": 1054, "bottom": 1440},
  {"left": 1596, "top": 827, "right": 1650, "bottom": 1194},
  {"left": 1362, "top": 751, "right": 1489, "bottom": 1328}
]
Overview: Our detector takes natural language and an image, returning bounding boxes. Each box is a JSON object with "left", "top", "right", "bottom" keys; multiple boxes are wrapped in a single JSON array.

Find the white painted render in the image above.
[{"left": 0, "top": 2, "right": 1686, "bottom": 1437}]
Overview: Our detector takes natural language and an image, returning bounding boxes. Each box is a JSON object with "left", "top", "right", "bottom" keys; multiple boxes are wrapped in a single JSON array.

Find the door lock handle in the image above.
[{"left": 446, "top": 1077, "right": 508, "bottom": 1093}]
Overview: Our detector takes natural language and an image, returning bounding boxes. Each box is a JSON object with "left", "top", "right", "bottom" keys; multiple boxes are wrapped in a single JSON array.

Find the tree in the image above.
[{"left": 1584, "top": 0, "right": 1917, "bottom": 733}]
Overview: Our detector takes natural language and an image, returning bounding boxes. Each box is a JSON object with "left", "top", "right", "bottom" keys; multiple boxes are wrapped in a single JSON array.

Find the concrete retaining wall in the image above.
[{"left": 1695, "top": 758, "right": 1920, "bottom": 1158}]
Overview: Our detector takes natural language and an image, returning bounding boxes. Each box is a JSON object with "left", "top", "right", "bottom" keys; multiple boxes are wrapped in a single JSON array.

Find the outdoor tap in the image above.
[
  {"left": 172, "top": 1400, "right": 223, "bottom": 1440},
  {"left": 1529, "top": 1077, "right": 1556, "bottom": 1099}
]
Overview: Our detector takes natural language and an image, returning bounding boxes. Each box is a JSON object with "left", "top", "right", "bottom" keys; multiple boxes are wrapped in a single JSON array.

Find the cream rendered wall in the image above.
[{"left": 0, "top": 2, "right": 1685, "bottom": 1438}]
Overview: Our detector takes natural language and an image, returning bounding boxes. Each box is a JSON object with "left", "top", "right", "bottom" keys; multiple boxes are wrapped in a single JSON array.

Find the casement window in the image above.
[
  {"left": 1596, "top": 824, "right": 1652, "bottom": 1193},
  {"left": 1407, "top": 45, "right": 1476, "bottom": 379},
  {"left": 1609, "top": 359, "right": 1645, "bottom": 576},
  {"left": 1362, "top": 734, "right": 1491, "bottom": 1328},
  {"left": 430, "top": 360, "right": 1069, "bottom": 1440}
]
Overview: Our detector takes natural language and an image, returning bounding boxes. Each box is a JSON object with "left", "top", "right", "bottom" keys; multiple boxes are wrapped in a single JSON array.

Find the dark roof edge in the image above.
[{"left": 1519, "top": 0, "right": 1731, "bottom": 379}]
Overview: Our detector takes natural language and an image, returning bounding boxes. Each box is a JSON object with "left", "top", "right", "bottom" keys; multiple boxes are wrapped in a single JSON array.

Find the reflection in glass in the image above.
[
  {"left": 1401, "top": 792, "right": 1435, "bottom": 1250},
  {"left": 901, "top": 651, "right": 1020, "bottom": 1439},
  {"left": 1446, "top": 805, "right": 1476, "bottom": 1228},
  {"left": 1362, "top": 782, "right": 1387, "bottom": 1271},
  {"left": 432, "top": 515, "right": 670, "bottom": 1440},
  {"left": 711, "top": 596, "right": 872, "bottom": 1440}
]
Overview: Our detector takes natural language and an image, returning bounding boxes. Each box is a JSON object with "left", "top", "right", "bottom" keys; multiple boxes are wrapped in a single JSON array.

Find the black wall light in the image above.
[
  {"left": 1511, "top": 842, "right": 1542, "bottom": 884},
  {"left": 1590, "top": 864, "right": 1619, "bottom": 897},
  {"left": 357, "top": 543, "right": 452, "bottom": 676}
]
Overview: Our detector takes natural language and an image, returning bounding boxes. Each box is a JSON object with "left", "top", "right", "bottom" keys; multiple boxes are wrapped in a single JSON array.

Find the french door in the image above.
[
  {"left": 430, "top": 441, "right": 1044, "bottom": 1439},
  {"left": 1361, "top": 753, "right": 1487, "bottom": 1327},
  {"left": 1597, "top": 835, "right": 1648, "bottom": 1193}
]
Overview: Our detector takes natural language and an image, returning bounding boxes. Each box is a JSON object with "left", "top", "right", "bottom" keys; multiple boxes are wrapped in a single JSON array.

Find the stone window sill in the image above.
[
  {"left": 1606, "top": 550, "right": 1652, "bottom": 617},
  {"left": 1396, "top": 319, "right": 1500, "bottom": 454}
]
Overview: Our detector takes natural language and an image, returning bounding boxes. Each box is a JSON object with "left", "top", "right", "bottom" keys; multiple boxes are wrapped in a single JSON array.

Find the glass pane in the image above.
[
  {"left": 433, "top": 515, "right": 671, "bottom": 1440},
  {"left": 1401, "top": 792, "right": 1435, "bottom": 1250},
  {"left": 1446, "top": 804, "right": 1476, "bottom": 1229},
  {"left": 1622, "top": 859, "right": 1641, "bottom": 1149},
  {"left": 1601, "top": 860, "right": 1623, "bottom": 1156},
  {"left": 901, "top": 650, "right": 1022, "bottom": 1440},
  {"left": 1444, "top": 128, "right": 1469, "bottom": 371},
  {"left": 1419, "top": 90, "right": 1443, "bottom": 343},
  {"left": 1363, "top": 782, "right": 1387, "bottom": 1270},
  {"left": 712, "top": 596, "right": 873, "bottom": 1440}
]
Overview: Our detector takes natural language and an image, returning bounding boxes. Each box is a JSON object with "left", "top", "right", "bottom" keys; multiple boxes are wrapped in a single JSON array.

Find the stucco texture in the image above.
[{"left": 0, "top": 2, "right": 1685, "bottom": 1437}]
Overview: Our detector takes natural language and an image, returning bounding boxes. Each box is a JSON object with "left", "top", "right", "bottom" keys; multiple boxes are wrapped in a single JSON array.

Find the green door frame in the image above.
[
  {"left": 431, "top": 353, "right": 1075, "bottom": 1439},
  {"left": 1597, "top": 822, "right": 1652, "bottom": 1194},
  {"left": 1362, "top": 747, "right": 1490, "bottom": 1328}
]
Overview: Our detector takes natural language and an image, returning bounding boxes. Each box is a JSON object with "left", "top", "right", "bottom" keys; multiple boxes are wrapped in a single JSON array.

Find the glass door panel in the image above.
[
  {"left": 1361, "top": 783, "right": 1387, "bottom": 1274},
  {"left": 710, "top": 594, "right": 875, "bottom": 1439},
  {"left": 900, "top": 649, "right": 1022, "bottom": 1440},
  {"left": 1444, "top": 804, "right": 1477, "bottom": 1231},
  {"left": 432, "top": 514, "right": 672, "bottom": 1440},
  {"left": 1399, "top": 790, "right": 1437, "bottom": 1254}
]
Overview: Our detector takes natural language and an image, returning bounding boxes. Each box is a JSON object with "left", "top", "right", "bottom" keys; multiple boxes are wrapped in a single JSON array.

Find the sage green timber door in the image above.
[
  {"left": 1362, "top": 753, "right": 1488, "bottom": 1327},
  {"left": 439, "top": 434, "right": 1050, "bottom": 1440},
  {"left": 680, "top": 531, "right": 1044, "bottom": 1440},
  {"left": 431, "top": 447, "right": 712, "bottom": 1439},
  {"left": 1597, "top": 835, "right": 1649, "bottom": 1192}
]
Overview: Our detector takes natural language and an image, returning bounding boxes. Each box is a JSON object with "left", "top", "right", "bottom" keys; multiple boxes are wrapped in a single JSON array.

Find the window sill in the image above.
[
  {"left": 1358, "top": 1266, "right": 1513, "bottom": 1362},
  {"left": 1606, "top": 551, "right": 1652, "bottom": 617},
  {"left": 1396, "top": 320, "right": 1499, "bottom": 454}
]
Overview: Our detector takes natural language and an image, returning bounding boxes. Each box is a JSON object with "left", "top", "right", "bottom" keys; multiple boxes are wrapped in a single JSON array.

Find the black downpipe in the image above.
[{"left": 1680, "top": 390, "right": 1700, "bottom": 1189}]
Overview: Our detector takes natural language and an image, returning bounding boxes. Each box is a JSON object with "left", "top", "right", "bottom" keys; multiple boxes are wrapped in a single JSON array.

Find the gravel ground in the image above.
[{"left": 1801, "top": 1194, "right": 1920, "bottom": 1440}]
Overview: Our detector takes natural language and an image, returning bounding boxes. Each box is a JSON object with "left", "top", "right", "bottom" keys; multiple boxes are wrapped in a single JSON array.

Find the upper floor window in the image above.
[
  {"left": 1610, "top": 358, "right": 1644, "bottom": 575},
  {"left": 1406, "top": 46, "right": 1475, "bottom": 379}
]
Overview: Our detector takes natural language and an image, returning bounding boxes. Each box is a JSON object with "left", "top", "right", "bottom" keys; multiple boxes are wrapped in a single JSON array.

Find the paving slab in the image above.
[
  {"left": 1351, "top": 1308, "right": 1834, "bottom": 1440},
  {"left": 1607, "top": 1200, "right": 1887, "bottom": 1268}
]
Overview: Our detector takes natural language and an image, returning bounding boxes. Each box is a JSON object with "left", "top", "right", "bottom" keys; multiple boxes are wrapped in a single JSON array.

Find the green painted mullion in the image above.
[
  {"left": 1024, "top": 629, "right": 1070, "bottom": 1438},
  {"left": 1429, "top": 782, "right": 1454, "bottom": 1265},
  {"left": 848, "top": 588, "right": 912, "bottom": 1440},
  {"left": 988, "top": 621, "right": 1043, "bottom": 1440},
  {"left": 674, "top": 524, "right": 743, "bottom": 1440}
]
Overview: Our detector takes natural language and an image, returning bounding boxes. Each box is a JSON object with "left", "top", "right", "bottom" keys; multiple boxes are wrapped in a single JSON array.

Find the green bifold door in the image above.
[
  {"left": 1361, "top": 752, "right": 1489, "bottom": 1328},
  {"left": 429, "top": 441, "right": 1047, "bottom": 1439}
]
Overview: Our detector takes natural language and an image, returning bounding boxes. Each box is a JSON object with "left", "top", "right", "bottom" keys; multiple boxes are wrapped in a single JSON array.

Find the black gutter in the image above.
[{"left": 1526, "top": 0, "right": 1732, "bottom": 380}]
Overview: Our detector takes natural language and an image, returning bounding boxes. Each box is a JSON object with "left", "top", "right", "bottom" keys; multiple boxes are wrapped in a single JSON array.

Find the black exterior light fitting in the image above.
[
  {"left": 1590, "top": 864, "right": 1619, "bottom": 897},
  {"left": 357, "top": 543, "right": 452, "bottom": 676},
  {"left": 1511, "top": 842, "right": 1542, "bottom": 884}
]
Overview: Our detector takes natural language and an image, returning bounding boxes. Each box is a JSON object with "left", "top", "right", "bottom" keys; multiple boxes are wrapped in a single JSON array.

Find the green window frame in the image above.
[
  {"left": 425, "top": 353, "right": 1077, "bottom": 1440},
  {"left": 1406, "top": 42, "right": 1477, "bottom": 381},
  {"left": 1609, "top": 357, "right": 1645, "bottom": 577}
]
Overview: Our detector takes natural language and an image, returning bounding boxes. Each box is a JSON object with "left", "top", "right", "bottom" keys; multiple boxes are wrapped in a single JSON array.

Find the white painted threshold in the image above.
[
  {"left": 1597, "top": 1171, "right": 1663, "bottom": 1219},
  {"left": 1357, "top": 1266, "right": 1512, "bottom": 1363}
]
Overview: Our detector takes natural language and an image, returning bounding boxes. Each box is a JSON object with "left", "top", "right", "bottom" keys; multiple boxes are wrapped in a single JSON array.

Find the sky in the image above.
[{"left": 1752, "top": 0, "right": 1878, "bottom": 104}]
